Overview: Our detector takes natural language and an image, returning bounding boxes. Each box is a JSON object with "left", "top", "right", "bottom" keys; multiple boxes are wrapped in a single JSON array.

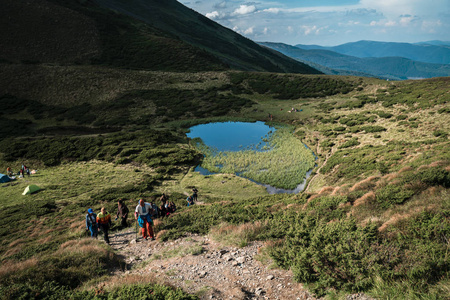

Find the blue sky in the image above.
[{"left": 180, "top": 0, "right": 450, "bottom": 46}]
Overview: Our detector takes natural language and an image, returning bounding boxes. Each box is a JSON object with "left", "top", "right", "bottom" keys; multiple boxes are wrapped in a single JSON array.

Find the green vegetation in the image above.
[
  {"left": 229, "top": 72, "right": 355, "bottom": 99},
  {"left": 1, "top": 0, "right": 448, "bottom": 298},
  {"left": 196, "top": 127, "right": 316, "bottom": 189},
  {"left": 0, "top": 57, "right": 449, "bottom": 299}
]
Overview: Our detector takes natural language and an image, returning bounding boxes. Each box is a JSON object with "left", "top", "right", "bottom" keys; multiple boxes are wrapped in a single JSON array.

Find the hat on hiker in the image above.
[{"left": 88, "top": 208, "right": 93, "bottom": 213}]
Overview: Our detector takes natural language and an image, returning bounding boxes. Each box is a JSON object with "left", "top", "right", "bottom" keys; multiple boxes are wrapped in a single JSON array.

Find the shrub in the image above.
[
  {"left": 433, "top": 130, "right": 447, "bottom": 138},
  {"left": 338, "top": 138, "right": 360, "bottom": 149},
  {"left": 361, "top": 126, "right": 386, "bottom": 133},
  {"left": 270, "top": 219, "right": 380, "bottom": 296},
  {"left": 376, "top": 184, "right": 415, "bottom": 208}
]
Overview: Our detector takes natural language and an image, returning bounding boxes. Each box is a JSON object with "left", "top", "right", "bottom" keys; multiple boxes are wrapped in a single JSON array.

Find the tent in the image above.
[
  {"left": 22, "top": 184, "right": 40, "bottom": 195},
  {"left": 0, "top": 174, "right": 11, "bottom": 183}
]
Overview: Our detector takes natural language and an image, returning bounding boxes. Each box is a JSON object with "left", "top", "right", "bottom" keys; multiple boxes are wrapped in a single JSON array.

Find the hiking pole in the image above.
[{"left": 135, "top": 219, "right": 139, "bottom": 242}]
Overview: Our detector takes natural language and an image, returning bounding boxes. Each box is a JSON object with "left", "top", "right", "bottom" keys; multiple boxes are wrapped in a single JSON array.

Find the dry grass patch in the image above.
[
  {"left": 353, "top": 191, "right": 376, "bottom": 207},
  {"left": 70, "top": 220, "right": 84, "bottom": 230},
  {"left": 398, "top": 166, "right": 414, "bottom": 173},
  {"left": 8, "top": 238, "right": 25, "bottom": 248},
  {"left": 318, "top": 186, "right": 335, "bottom": 195},
  {"left": 0, "top": 257, "right": 38, "bottom": 279},
  {"left": 58, "top": 238, "right": 111, "bottom": 257},
  {"left": 2, "top": 246, "right": 23, "bottom": 259},
  {"left": 349, "top": 176, "right": 378, "bottom": 192},
  {"left": 209, "top": 221, "right": 268, "bottom": 247},
  {"left": 88, "top": 274, "right": 161, "bottom": 292},
  {"left": 155, "top": 229, "right": 168, "bottom": 240},
  {"left": 37, "top": 236, "right": 53, "bottom": 244}
]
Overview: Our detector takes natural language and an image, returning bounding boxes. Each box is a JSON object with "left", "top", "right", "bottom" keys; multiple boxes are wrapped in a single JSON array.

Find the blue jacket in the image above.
[{"left": 86, "top": 213, "right": 97, "bottom": 229}]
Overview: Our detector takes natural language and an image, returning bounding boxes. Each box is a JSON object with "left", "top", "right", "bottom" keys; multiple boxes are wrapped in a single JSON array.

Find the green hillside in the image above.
[
  {"left": 1, "top": 67, "right": 449, "bottom": 298},
  {"left": 0, "top": 0, "right": 449, "bottom": 299}
]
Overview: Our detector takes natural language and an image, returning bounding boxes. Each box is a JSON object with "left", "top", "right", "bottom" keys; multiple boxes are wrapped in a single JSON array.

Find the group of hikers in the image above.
[
  {"left": 85, "top": 188, "right": 198, "bottom": 244},
  {"left": 6, "top": 164, "right": 33, "bottom": 178}
]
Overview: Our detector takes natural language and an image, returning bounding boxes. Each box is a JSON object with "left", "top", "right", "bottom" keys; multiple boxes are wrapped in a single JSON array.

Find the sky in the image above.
[{"left": 179, "top": 0, "right": 450, "bottom": 46}]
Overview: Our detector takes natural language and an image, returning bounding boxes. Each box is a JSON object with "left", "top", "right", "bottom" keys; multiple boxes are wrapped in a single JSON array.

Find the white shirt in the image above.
[{"left": 135, "top": 202, "right": 152, "bottom": 216}]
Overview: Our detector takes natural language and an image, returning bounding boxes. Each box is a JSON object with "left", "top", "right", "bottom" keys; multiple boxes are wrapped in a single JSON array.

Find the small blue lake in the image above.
[
  {"left": 186, "top": 121, "right": 314, "bottom": 194},
  {"left": 186, "top": 121, "right": 274, "bottom": 152}
]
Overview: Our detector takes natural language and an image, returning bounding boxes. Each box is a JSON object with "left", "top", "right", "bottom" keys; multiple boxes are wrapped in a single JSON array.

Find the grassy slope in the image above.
[{"left": 0, "top": 68, "right": 449, "bottom": 298}]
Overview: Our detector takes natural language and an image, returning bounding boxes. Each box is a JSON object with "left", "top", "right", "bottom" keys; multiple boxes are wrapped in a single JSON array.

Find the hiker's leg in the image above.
[
  {"left": 103, "top": 226, "right": 110, "bottom": 244},
  {"left": 121, "top": 217, "right": 127, "bottom": 228},
  {"left": 89, "top": 225, "right": 95, "bottom": 237},
  {"left": 142, "top": 221, "right": 148, "bottom": 238},
  {"left": 93, "top": 225, "right": 98, "bottom": 238},
  {"left": 146, "top": 221, "right": 154, "bottom": 239}
]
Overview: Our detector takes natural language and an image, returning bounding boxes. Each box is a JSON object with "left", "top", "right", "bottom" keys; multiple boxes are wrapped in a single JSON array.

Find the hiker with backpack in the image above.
[
  {"left": 186, "top": 195, "right": 195, "bottom": 206},
  {"left": 192, "top": 187, "right": 198, "bottom": 201},
  {"left": 85, "top": 208, "right": 98, "bottom": 238},
  {"left": 115, "top": 199, "right": 129, "bottom": 228},
  {"left": 96, "top": 207, "right": 112, "bottom": 244},
  {"left": 135, "top": 199, "right": 155, "bottom": 241}
]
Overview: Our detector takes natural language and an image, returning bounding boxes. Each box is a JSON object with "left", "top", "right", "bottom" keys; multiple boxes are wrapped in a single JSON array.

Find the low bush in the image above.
[
  {"left": 338, "top": 138, "right": 360, "bottom": 149},
  {"left": 361, "top": 126, "right": 387, "bottom": 133}
]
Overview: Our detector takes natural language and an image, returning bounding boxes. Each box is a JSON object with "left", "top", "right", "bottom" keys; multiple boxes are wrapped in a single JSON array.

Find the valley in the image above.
[{"left": 0, "top": 0, "right": 449, "bottom": 299}]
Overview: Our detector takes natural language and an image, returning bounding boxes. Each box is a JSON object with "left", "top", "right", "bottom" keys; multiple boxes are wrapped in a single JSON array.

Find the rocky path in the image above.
[
  {"left": 107, "top": 228, "right": 375, "bottom": 300},
  {"left": 108, "top": 228, "right": 315, "bottom": 299}
]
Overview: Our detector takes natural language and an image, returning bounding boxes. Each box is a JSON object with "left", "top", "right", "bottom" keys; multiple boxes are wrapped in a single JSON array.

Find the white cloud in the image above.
[
  {"left": 263, "top": 8, "right": 280, "bottom": 14},
  {"left": 399, "top": 15, "right": 416, "bottom": 26},
  {"left": 181, "top": 0, "right": 449, "bottom": 45},
  {"left": 243, "top": 27, "right": 254, "bottom": 35},
  {"left": 385, "top": 20, "right": 397, "bottom": 27},
  {"left": 233, "top": 5, "right": 256, "bottom": 16},
  {"left": 206, "top": 11, "right": 220, "bottom": 19},
  {"left": 302, "top": 25, "right": 318, "bottom": 36}
]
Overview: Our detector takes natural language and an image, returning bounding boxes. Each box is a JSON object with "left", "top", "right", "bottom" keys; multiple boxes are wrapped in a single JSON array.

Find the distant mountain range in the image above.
[
  {"left": 260, "top": 41, "right": 450, "bottom": 80},
  {"left": 294, "top": 40, "right": 450, "bottom": 65}
]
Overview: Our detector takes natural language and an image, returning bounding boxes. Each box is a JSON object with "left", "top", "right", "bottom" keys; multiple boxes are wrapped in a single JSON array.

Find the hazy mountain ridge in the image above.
[
  {"left": 260, "top": 42, "right": 450, "bottom": 80},
  {"left": 295, "top": 40, "right": 450, "bottom": 65}
]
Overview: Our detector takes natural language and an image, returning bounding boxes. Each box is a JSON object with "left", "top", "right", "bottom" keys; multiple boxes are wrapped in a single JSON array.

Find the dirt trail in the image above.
[
  {"left": 107, "top": 227, "right": 315, "bottom": 299},
  {"left": 107, "top": 227, "right": 374, "bottom": 300}
]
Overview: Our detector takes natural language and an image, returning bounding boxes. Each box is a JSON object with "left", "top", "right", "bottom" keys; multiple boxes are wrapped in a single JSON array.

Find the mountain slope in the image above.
[
  {"left": 91, "top": 0, "right": 320, "bottom": 73},
  {"left": 260, "top": 42, "right": 450, "bottom": 80},
  {"left": 0, "top": 0, "right": 319, "bottom": 74},
  {"left": 295, "top": 40, "right": 450, "bottom": 65}
]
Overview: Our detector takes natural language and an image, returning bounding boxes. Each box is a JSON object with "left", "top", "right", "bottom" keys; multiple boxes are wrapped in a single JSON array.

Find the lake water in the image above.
[
  {"left": 186, "top": 121, "right": 274, "bottom": 152},
  {"left": 186, "top": 121, "right": 314, "bottom": 194}
]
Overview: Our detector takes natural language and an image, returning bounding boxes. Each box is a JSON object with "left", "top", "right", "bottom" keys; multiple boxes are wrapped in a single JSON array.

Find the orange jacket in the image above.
[{"left": 96, "top": 212, "right": 111, "bottom": 225}]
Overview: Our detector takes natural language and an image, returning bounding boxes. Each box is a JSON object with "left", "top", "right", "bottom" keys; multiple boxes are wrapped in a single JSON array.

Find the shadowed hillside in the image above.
[
  {"left": 0, "top": 0, "right": 320, "bottom": 73},
  {"left": 91, "top": 0, "right": 320, "bottom": 73}
]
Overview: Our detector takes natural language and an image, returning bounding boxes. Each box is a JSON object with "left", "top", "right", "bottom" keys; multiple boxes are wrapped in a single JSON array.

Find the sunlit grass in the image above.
[
  {"left": 0, "top": 160, "right": 152, "bottom": 209},
  {"left": 197, "top": 127, "right": 316, "bottom": 189}
]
